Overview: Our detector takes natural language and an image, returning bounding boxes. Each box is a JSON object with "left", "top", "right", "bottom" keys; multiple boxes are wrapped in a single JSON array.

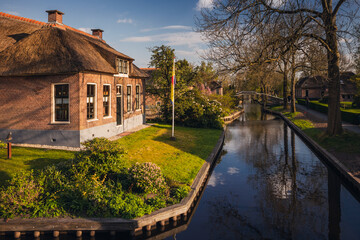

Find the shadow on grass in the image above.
[
  {"left": 0, "top": 170, "right": 11, "bottom": 186},
  {"left": 27, "top": 158, "right": 69, "bottom": 170}
]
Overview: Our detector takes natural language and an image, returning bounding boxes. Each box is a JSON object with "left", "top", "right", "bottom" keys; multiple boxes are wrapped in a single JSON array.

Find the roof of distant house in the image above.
[{"left": 0, "top": 11, "right": 147, "bottom": 78}]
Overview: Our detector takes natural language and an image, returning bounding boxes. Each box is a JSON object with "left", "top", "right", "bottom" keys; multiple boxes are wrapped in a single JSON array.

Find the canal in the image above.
[{"left": 165, "top": 102, "right": 360, "bottom": 240}]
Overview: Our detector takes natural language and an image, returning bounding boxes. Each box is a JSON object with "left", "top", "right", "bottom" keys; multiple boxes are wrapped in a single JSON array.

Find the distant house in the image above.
[
  {"left": 198, "top": 81, "right": 223, "bottom": 96},
  {"left": 0, "top": 10, "right": 148, "bottom": 148},
  {"left": 295, "top": 72, "right": 357, "bottom": 102}
]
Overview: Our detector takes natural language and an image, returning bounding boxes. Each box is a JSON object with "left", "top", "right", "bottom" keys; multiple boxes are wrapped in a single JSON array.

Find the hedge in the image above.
[{"left": 297, "top": 99, "right": 360, "bottom": 125}]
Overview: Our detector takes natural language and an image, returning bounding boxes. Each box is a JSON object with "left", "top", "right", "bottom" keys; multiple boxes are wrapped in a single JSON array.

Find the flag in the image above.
[{"left": 171, "top": 57, "right": 175, "bottom": 104}]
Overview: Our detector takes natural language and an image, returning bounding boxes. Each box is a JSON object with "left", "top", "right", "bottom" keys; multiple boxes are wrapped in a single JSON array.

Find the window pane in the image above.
[{"left": 54, "top": 84, "right": 69, "bottom": 121}]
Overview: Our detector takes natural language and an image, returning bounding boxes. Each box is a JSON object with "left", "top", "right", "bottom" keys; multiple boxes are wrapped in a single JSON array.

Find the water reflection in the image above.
[{"left": 169, "top": 103, "right": 360, "bottom": 240}]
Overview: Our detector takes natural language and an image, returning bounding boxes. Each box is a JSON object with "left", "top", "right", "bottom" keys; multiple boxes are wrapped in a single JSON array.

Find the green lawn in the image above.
[
  {"left": 0, "top": 147, "right": 75, "bottom": 184},
  {"left": 0, "top": 124, "right": 221, "bottom": 186},
  {"left": 115, "top": 124, "right": 222, "bottom": 185},
  {"left": 0, "top": 124, "right": 222, "bottom": 219},
  {"left": 283, "top": 111, "right": 360, "bottom": 153}
]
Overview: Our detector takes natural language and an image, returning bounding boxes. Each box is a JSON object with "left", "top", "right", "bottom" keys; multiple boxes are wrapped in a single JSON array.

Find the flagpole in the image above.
[{"left": 171, "top": 57, "right": 175, "bottom": 140}]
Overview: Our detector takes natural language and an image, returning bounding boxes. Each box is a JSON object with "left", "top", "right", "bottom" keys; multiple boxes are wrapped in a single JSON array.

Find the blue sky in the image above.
[{"left": 0, "top": 0, "right": 213, "bottom": 67}]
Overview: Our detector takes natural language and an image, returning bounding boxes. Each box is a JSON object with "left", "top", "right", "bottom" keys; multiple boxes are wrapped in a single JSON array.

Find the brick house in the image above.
[
  {"left": 295, "top": 72, "right": 357, "bottom": 101},
  {"left": 0, "top": 10, "right": 148, "bottom": 148}
]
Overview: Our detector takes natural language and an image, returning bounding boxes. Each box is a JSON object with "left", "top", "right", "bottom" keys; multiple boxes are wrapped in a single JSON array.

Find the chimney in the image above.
[
  {"left": 91, "top": 29, "right": 104, "bottom": 40},
  {"left": 46, "top": 10, "right": 64, "bottom": 24}
]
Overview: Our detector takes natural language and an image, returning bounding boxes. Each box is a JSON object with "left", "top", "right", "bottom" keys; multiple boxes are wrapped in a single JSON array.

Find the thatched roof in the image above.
[
  {"left": 0, "top": 12, "right": 147, "bottom": 78},
  {"left": 131, "top": 65, "right": 149, "bottom": 78}
]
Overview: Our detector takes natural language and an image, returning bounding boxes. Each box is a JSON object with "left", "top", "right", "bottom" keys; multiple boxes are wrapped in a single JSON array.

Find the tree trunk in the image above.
[
  {"left": 290, "top": 51, "right": 296, "bottom": 113},
  {"left": 325, "top": 14, "right": 342, "bottom": 135},
  {"left": 283, "top": 62, "right": 288, "bottom": 110}
]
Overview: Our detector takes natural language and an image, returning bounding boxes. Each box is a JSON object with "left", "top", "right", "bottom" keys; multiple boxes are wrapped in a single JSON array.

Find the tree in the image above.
[
  {"left": 148, "top": 45, "right": 197, "bottom": 121},
  {"left": 197, "top": 0, "right": 360, "bottom": 135}
]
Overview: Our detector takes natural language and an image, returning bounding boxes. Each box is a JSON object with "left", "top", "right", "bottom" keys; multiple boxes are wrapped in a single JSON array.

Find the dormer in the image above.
[{"left": 115, "top": 58, "right": 130, "bottom": 77}]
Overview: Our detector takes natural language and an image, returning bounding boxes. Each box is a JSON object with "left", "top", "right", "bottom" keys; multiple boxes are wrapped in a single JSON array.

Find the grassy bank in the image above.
[
  {"left": 0, "top": 124, "right": 221, "bottom": 219},
  {"left": 0, "top": 148, "right": 74, "bottom": 184},
  {"left": 272, "top": 107, "right": 360, "bottom": 154}
]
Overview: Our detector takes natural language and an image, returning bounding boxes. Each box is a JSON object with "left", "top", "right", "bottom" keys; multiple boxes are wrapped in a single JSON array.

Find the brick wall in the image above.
[
  {"left": 0, "top": 74, "right": 80, "bottom": 131},
  {"left": 78, "top": 72, "right": 145, "bottom": 131}
]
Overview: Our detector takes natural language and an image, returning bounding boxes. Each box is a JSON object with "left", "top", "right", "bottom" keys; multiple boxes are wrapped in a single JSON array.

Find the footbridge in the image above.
[{"left": 236, "top": 91, "right": 283, "bottom": 106}]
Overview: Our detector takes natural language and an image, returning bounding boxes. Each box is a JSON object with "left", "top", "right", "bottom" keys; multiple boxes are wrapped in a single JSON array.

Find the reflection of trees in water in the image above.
[
  {"left": 226, "top": 106, "right": 329, "bottom": 238},
  {"left": 206, "top": 194, "right": 265, "bottom": 239}
]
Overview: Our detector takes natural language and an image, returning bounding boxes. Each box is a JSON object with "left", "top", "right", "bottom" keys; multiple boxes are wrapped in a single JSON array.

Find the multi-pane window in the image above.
[
  {"left": 116, "top": 58, "right": 129, "bottom": 74},
  {"left": 135, "top": 85, "right": 140, "bottom": 110},
  {"left": 116, "top": 85, "right": 122, "bottom": 125},
  {"left": 87, "top": 84, "right": 96, "bottom": 119},
  {"left": 103, "top": 85, "right": 110, "bottom": 117},
  {"left": 127, "top": 85, "right": 132, "bottom": 112},
  {"left": 54, "top": 84, "right": 69, "bottom": 121}
]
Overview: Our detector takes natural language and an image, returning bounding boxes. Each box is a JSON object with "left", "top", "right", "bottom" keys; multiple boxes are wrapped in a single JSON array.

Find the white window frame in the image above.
[
  {"left": 127, "top": 84, "right": 132, "bottom": 113},
  {"left": 51, "top": 83, "right": 70, "bottom": 124},
  {"left": 87, "top": 83, "right": 98, "bottom": 121},
  {"left": 103, "top": 84, "right": 111, "bottom": 118},
  {"left": 114, "top": 58, "right": 129, "bottom": 77}
]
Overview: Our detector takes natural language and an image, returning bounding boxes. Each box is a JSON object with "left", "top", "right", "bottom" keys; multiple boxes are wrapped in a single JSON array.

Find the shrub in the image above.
[
  {"left": 164, "top": 89, "right": 224, "bottom": 129},
  {"left": 129, "top": 162, "right": 168, "bottom": 195},
  {"left": 171, "top": 185, "right": 191, "bottom": 203},
  {"left": 75, "top": 138, "right": 126, "bottom": 176},
  {"left": 353, "top": 96, "right": 360, "bottom": 108},
  {"left": 0, "top": 140, "right": 6, "bottom": 149}
]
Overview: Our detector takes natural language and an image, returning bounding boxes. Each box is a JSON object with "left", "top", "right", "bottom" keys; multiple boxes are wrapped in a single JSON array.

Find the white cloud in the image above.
[
  {"left": 78, "top": 28, "right": 92, "bottom": 34},
  {"left": 196, "top": 0, "right": 214, "bottom": 11},
  {"left": 208, "top": 172, "right": 224, "bottom": 187},
  {"left": 271, "top": 0, "right": 284, "bottom": 7},
  {"left": 227, "top": 167, "right": 239, "bottom": 175},
  {"left": 141, "top": 25, "right": 192, "bottom": 32},
  {"left": 121, "top": 31, "right": 205, "bottom": 48},
  {"left": 117, "top": 18, "right": 133, "bottom": 24}
]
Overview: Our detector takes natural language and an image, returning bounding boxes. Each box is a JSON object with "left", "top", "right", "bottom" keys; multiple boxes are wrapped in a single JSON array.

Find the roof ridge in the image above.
[
  {"left": 0, "top": 11, "right": 46, "bottom": 26},
  {"left": 0, "top": 11, "right": 103, "bottom": 42}
]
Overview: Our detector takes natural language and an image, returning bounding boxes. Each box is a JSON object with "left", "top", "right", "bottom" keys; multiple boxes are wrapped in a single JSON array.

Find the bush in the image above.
[
  {"left": 0, "top": 140, "right": 6, "bottom": 149},
  {"left": 75, "top": 138, "right": 126, "bottom": 176},
  {"left": 129, "top": 162, "right": 168, "bottom": 195},
  {"left": 163, "top": 89, "right": 224, "bottom": 129},
  {"left": 298, "top": 99, "right": 360, "bottom": 124},
  {"left": 171, "top": 185, "right": 191, "bottom": 203}
]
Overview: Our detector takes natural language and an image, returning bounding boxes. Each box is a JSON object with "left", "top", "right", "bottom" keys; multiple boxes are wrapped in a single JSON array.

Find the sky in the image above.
[{"left": 0, "top": 0, "right": 214, "bottom": 68}]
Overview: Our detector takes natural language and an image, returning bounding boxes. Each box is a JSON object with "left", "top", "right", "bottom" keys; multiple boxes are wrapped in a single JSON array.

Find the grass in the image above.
[
  {"left": 0, "top": 124, "right": 222, "bottom": 186},
  {"left": 0, "top": 147, "right": 74, "bottom": 184},
  {"left": 280, "top": 110, "right": 360, "bottom": 153},
  {"left": 311, "top": 100, "right": 360, "bottom": 114},
  {"left": 115, "top": 124, "right": 222, "bottom": 185}
]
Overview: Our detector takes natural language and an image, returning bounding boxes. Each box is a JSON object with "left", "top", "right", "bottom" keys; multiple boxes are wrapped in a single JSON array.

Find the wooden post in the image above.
[
  {"left": 53, "top": 231, "right": 60, "bottom": 237},
  {"left": 90, "top": 230, "right": 96, "bottom": 237},
  {"left": 7, "top": 142, "right": 11, "bottom": 159},
  {"left": 34, "top": 231, "right": 40, "bottom": 238},
  {"left": 76, "top": 230, "right": 82, "bottom": 237},
  {"left": 14, "top": 232, "right": 21, "bottom": 239}
]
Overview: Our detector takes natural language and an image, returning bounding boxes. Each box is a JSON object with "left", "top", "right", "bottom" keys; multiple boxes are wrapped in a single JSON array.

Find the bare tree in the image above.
[{"left": 197, "top": 0, "right": 359, "bottom": 135}]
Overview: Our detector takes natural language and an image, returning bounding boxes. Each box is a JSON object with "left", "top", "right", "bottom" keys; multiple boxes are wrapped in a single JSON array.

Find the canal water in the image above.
[{"left": 165, "top": 103, "right": 360, "bottom": 240}]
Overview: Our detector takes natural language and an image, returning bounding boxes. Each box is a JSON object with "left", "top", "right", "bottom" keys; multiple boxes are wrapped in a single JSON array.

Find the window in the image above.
[
  {"left": 116, "top": 58, "right": 129, "bottom": 74},
  {"left": 54, "top": 84, "right": 69, "bottom": 121},
  {"left": 87, "top": 84, "right": 96, "bottom": 119},
  {"left": 127, "top": 85, "right": 132, "bottom": 112},
  {"left": 135, "top": 85, "right": 140, "bottom": 110},
  {"left": 116, "top": 85, "right": 122, "bottom": 125},
  {"left": 103, "top": 85, "right": 110, "bottom": 117}
]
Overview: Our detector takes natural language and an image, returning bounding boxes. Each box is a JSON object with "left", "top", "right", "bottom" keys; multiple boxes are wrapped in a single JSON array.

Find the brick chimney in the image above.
[
  {"left": 91, "top": 29, "right": 104, "bottom": 40},
  {"left": 46, "top": 10, "right": 64, "bottom": 24}
]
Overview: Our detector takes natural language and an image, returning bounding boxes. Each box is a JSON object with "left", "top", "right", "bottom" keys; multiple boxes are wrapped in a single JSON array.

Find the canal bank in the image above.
[
  {"left": 0, "top": 127, "right": 226, "bottom": 239},
  {"left": 264, "top": 108, "right": 360, "bottom": 194}
]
